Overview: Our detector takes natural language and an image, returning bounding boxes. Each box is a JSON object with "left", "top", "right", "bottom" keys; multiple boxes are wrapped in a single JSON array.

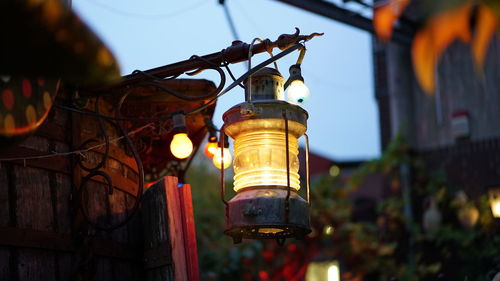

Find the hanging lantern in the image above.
[{"left": 220, "top": 67, "right": 311, "bottom": 244}]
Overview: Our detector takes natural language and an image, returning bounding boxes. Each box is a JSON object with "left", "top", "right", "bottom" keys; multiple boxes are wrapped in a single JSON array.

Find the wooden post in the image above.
[{"left": 142, "top": 176, "right": 199, "bottom": 281}]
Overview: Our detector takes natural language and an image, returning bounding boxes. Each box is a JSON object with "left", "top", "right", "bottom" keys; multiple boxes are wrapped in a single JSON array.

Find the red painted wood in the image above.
[
  {"left": 164, "top": 177, "right": 188, "bottom": 281},
  {"left": 179, "top": 184, "right": 199, "bottom": 281}
]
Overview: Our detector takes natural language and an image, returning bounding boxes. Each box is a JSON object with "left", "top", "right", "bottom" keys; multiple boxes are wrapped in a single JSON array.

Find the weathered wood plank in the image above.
[
  {"left": 95, "top": 257, "right": 112, "bottom": 281},
  {"left": 108, "top": 189, "right": 128, "bottom": 243},
  {"left": 15, "top": 166, "right": 53, "bottom": 231},
  {"left": 142, "top": 177, "right": 175, "bottom": 281},
  {"left": 0, "top": 246, "right": 10, "bottom": 281},
  {"left": 179, "top": 184, "right": 199, "bottom": 281},
  {"left": 14, "top": 165, "right": 57, "bottom": 281},
  {"left": 17, "top": 249, "right": 56, "bottom": 281},
  {"left": 85, "top": 182, "right": 110, "bottom": 229},
  {"left": 165, "top": 177, "right": 188, "bottom": 281},
  {"left": 55, "top": 253, "right": 72, "bottom": 281},
  {"left": 54, "top": 172, "right": 71, "bottom": 234},
  {"left": 0, "top": 162, "right": 10, "bottom": 281},
  {"left": 0, "top": 162, "right": 9, "bottom": 227}
]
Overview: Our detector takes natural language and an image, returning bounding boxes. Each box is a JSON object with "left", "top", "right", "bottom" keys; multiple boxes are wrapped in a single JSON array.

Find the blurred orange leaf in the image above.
[
  {"left": 373, "top": 0, "right": 410, "bottom": 41},
  {"left": 412, "top": 3, "right": 472, "bottom": 95},
  {"left": 412, "top": 29, "right": 437, "bottom": 94},
  {"left": 472, "top": 5, "right": 498, "bottom": 71}
]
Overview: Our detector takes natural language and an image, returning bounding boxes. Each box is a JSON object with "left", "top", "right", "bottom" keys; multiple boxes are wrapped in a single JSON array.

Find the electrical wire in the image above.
[
  {"left": 83, "top": 0, "right": 208, "bottom": 20},
  {"left": 56, "top": 42, "right": 304, "bottom": 120},
  {"left": 0, "top": 123, "right": 154, "bottom": 161},
  {"left": 220, "top": 1, "right": 241, "bottom": 43}
]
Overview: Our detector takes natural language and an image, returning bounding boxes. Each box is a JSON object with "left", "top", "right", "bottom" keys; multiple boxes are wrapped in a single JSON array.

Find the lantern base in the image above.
[{"left": 224, "top": 187, "right": 311, "bottom": 244}]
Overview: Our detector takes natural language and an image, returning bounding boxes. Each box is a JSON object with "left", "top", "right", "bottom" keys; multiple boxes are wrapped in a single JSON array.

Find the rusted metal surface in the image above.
[{"left": 224, "top": 189, "right": 311, "bottom": 244}]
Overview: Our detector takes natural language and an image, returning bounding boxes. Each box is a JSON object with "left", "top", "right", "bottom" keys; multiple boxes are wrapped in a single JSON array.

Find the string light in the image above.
[
  {"left": 213, "top": 135, "right": 232, "bottom": 169},
  {"left": 285, "top": 64, "right": 310, "bottom": 105},
  {"left": 0, "top": 123, "right": 154, "bottom": 162},
  {"left": 169, "top": 112, "right": 193, "bottom": 159},
  {"left": 204, "top": 135, "right": 218, "bottom": 158}
]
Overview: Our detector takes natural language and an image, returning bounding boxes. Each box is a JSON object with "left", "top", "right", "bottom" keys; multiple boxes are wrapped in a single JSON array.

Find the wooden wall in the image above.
[{"left": 0, "top": 96, "right": 144, "bottom": 281}]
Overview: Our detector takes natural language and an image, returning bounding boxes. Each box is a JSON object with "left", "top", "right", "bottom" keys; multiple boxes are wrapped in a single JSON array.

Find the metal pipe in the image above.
[{"left": 91, "top": 29, "right": 323, "bottom": 92}]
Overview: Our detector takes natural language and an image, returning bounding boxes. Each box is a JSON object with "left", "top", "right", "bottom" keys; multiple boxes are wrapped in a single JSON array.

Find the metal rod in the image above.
[
  {"left": 246, "top": 38, "right": 263, "bottom": 101},
  {"left": 283, "top": 110, "right": 291, "bottom": 223},
  {"left": 220, "top": 129, "right": 228, "bottom": 206},
  {"left": 304, "top": 133, "right": 311, "bottom": 206},
  {"left": 91, "top": 29, "right": 323, "bottom": 92}
]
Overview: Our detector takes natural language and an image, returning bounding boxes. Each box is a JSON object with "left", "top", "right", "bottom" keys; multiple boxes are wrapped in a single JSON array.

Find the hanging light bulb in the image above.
[
  {"left": 169, "top": 112, "right": 193, "bottom": 159},
  {"left": 212, "top": 135, "right": 232, "bottom": 169},
  {"left": 213, "top": 147, "right": 232, "bottom": 169},
  {"left": 489, "top": 189, "right": 500, "bottom": 218},
  {"left": 204, "top": 135, "right": 218, "bottom": 158},
  {"left": 287, "top": 80, "right": 310, "bottom": 105},
  {"left": 285, "top": 64, "right": 310, "bottom": 105}
]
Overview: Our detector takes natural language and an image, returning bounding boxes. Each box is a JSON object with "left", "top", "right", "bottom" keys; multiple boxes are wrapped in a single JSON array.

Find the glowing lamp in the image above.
[
  {"left": 213, "top": 147, "right": 232, "bottom": 170},
  {"left": 305, "top": 261, "right": 340, "bottom": 281},
  {"left": 204, "top": 135, "right": 218, "bottom": 158},
  {"left": 221, "top": 67, "right": 311, "bottom": 244},
  {"left": 285, "top": 64, "right": 310, "bottom": 105},
  {"left": 169, "top": 113, "right": 193, "bottom": 159},
  {"left": 489, "top": 189, "right": 500, "bottom": 218}
]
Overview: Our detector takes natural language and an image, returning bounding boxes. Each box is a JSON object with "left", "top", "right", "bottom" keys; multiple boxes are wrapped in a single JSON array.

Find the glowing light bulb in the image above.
[
  {"left": 490, "top": 189, "right": 500, "bottom": 218},
  {"left": 213, "top": 147, "right": 232, "bottom": 169},
  {"left": 170, "top": 133, "right": 193, "bottom": 159},
  {"left": 205, "top": 141, "right": 218, "bottom": 158},
  {"left": 286, "top": 80, "right": 310, "bottom": 105}
]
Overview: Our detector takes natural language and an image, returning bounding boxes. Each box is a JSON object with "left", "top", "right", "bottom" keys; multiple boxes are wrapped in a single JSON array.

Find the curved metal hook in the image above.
[{"left": 277, "top": 28, "right": 324, "bottom": 50}]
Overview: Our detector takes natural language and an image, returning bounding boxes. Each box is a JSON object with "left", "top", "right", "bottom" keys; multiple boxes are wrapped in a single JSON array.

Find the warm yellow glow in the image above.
[
  {"left": 490, "top": 190, "right": 500, "bottom": 218},
  {"left": 287, "top": 80, "right": 310, "bottom": 105},
  {"left": 323, "top": 225, "right": 334, "bottom": 236},
  {"left": 491, "top": 198, "right": 500, "bottom": 218},
  {"left": 233, "top": 130, "right": 300, "bottom": 191},
  {"left": 170, "top": 133, "right": 193, "bottom": 159},
  {"left": 204, "top": 141, "right": 218, "bottom": 158},
  {"left": 305, "top": 261, "right": 340, "bottom": 281},
  {"left": 225, "top": 119, "right": 306, "bottom": 192},
  {"left": 213, "top": 147, "right": 232, "bottom": 169},
  {"left": 327, "top": 264, "right": 340, "bottom": 281},
  {"left": 329, "top": 165, "right": 340, "bottom": 177},
  {"left": 258, "top": 228, "right": 283, "bottom": 234}
]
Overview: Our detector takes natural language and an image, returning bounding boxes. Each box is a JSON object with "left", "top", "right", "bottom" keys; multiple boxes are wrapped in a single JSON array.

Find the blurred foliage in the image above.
[
  {"left": 374, "top": 0, "right": 500, "bottom": 94},
  {"left": 187, "top": 136, "right": 499, "bottom": 281}
]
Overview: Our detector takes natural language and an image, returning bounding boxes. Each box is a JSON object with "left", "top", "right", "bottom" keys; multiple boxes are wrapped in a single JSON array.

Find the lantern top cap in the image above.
[{"left": 246, "top": 67, "right": 283, "bottom": 79}]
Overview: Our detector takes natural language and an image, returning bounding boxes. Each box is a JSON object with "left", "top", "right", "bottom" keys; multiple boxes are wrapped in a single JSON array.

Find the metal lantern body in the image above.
[{"left": 221, "top": 68, "right": 311, "bottom": 243}]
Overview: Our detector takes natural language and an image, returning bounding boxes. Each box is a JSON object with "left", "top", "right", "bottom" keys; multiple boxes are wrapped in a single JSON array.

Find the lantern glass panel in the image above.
[{"left": 226, "top": 118, "right": 305, "bottom": 192}]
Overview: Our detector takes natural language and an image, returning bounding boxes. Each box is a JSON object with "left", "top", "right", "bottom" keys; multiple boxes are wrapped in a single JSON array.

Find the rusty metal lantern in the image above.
[{"left": 219, "top": 67, "right": 311, "bottom": 244}]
